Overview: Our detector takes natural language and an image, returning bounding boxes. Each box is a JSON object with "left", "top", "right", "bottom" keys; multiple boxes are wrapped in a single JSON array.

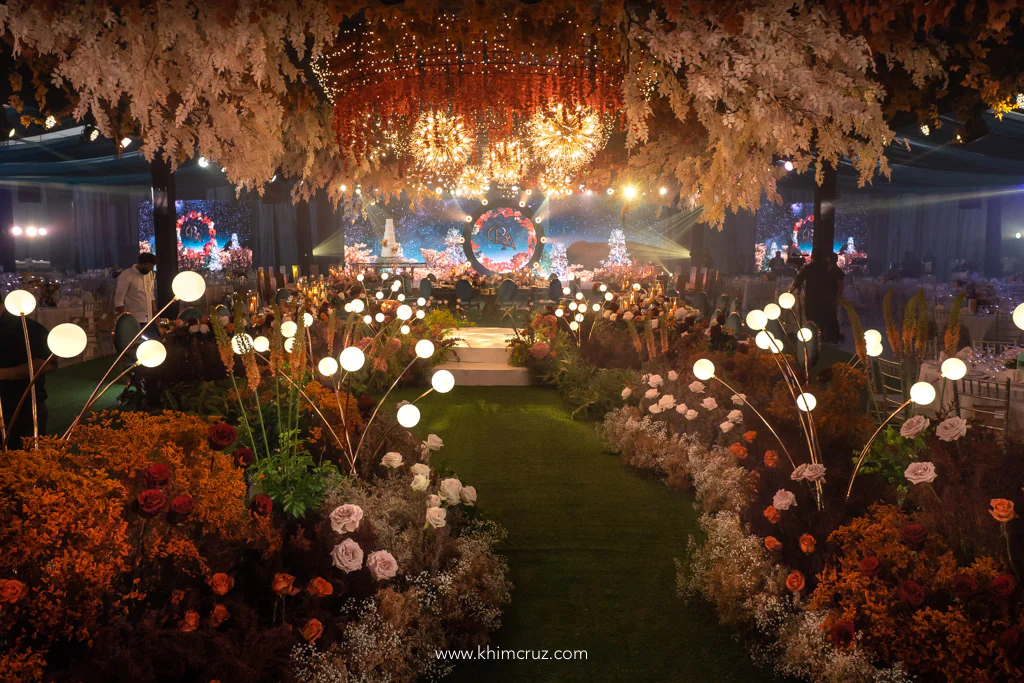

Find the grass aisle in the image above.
[{"left": 401, "top": 386, "right": 762, "bottom": 683}]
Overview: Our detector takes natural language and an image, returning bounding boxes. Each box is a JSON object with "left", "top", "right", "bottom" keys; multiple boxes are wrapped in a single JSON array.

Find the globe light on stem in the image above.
[
  {"left": 284, "top": 337, "right": 296, "bottom": 352},
  {"left": 778, "top": 292, "right": 796, "bottom": 310},
  {"left": 569, "top": 321, "right": 579, "bottom": 331},
  {"left": 555, "top": 308, "right": 564, "bottom": 317},
  {"left": 363, "top": 315, "right": 372, "bottom": 325},
  {"left": 136, "top": 339, "right": 167, "bottom": 368},
  {"left": 864, "top": 329, "right": 883, "bottom": 345},
  {"left": 909, "top": 381, "right": 936, "bottom": 406},
  {"left": 796, "top": 392, "right": 817, "bottom": 412},
  {"left": 431, "top": 369, "right": 455, "bottom": 393},
  {"left": 797, "top": 327, "right": 813, "bottom": 342},
  {"left": 415, "top": 309, "right": 425, "bottom": 320},
  {"left": 604, "top": 292, "right": 614, "bottom": 301},
  {"left": 231, "top": 333, "right": 254, "bottom": 355},
  {"left": 318, "top": 357, "right": 339, "bottom": 377},
  {"left": 755, "top": 330, "right": 773, "bottom": 350},
  {"left": 415, "top": 339, "right": 435, "bottom": 359},
  {"left": 339, "top": 346, "right": 365, "bottom": 372},
  {"left": 397, "top": 304, "right": 413, "bottom": 320},
  {"left": 350, "top": 299, "right": 365, "bottom": 313},
  {"left": 397, "top": 403, "right": 421, "bottom": 428},
  {"left": 866, "top": 342, "right": 884, "bottom": 357},
  {"left": 171, "top": 271, "right": 206, "bottom": 302},
  {"left": 4, "top": 289, "right": 36, "bottom": 316},
  {"left": 47, "top": 323, "right": 88, "bottom": 358},
  {"left": 1014, "top": 303, "right": 1024, "bottom": 330},
  {"left": 374, "top": 312, "right": 385, "bottom": 323},
  {"left": 940, "top": 357, "right": 967, "bottom": 381},
  {"left": 252, "top": 336, "right": 270, "bottom": 353},
  {"left": 280, "top": 321, "right": 298, "bottom": 338},
  {"left": 692, "top": 358, "right": 715, "bottom": 381},
  {"left": 763, "top": 303, "right": 781, "bottom": 320},
  {"left": 746, "top": 309, "right": 767, "bottom": 331},
  {"left": 303, "top": 312, "right": 314, "bottom": 327},
  {"left": 400, "top": 324, "right": 410, "bottom": 335}
]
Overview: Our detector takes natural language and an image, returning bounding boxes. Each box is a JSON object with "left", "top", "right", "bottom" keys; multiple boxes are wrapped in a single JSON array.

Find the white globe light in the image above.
[
  {"left": 362, "top": 315, "right": 372, "bottom": 324},
  {"left": 4, "top": 289, "right": 36, "bottom": 316},
  {"left": 231, "top": 333, "right": 254, "bottom": 355},
  {"left": 592, "top": 303, "right": 601, "bottom": 312},
  {"left": 47, "top": 323, "right": 88, "bottom": 358},
  {"left": 1014, "top": 303, "right": 1024, "bottom": 330},
  {"left": 796, "top": 393, "right": 817, "bottom": 412},
  {"left": 339, "top": 346, "right": 366, "bottom": 372},
  {"left": 415, "top": 309, "right": 425, "bottom": 319},
  {"left": 555, "top": 308, "right": 564, "bottom": 318},
  {"left": 381, "top": 272, "right": 389, "bottom": 280},
  {"left": 569, "top": 302, "right": 578, "bottom": 311},
  {"left": 343, "top": 302, "right": 352, "bottom": 313},
  {"left": 397, "top": 403, "right": 421, "bottom": 428},
  {"left": 575, "top": 292, "right": 583, "bottom": 300},
  {"left": 562, "top": 287, "right": 571, "bottom": 295},
  {"left": 797, "top": 327, "right": 813, "bottom": 342},
  {"left": 136, "top": 339, "right": 167, "bottom": 368},
  {"left": 574, "top": 313, "right": 584, "bottom": 323},
  {"left": 864, "top": 329, "right": 883, "bottom": 345},
  {"left": 632, "top": 282, "right": 641, "bottom": 290},
  {"left": 415, "top": 339, "right": 435, "bottom": 359},
  {"left": 318, "top": 356, "right": 339, "bottom": 377},
  {"left": 778, "top": 292, "right": 796, "bottom": 310},
  {"left": 356, "top": 274, "right": 364, "bottom": 281},
  {"left": 693, "top": 358, "right": 715, "bottom": 380},
  {"left": 431, "top": 369, "right": 455, "bottom": 393},
  {"left": 755, "top": 330, "right": 773, "bottom": 350},
  {"left": 604, "top": 292, "right": 614, "bottom": 301},
  {"left": 746, "top": 309, "right": 767, "bottom": 331},
  {"left": 910, "top": 381, "right": 936, "bottom": 406},
  {"left": 866, "top": 342, "right": 884, "bottom": 357},
  {"left": 375, "top": 291, "right": 384, "bottom": 300},
  {"left": 280, "top": 321, "right": 298, "bottom": 338},
  {"left": 600, "top": 284, "right": 608, "bottom": 292},
  {"left": 417, "top": 297, "right": 426, "bottom": 306},
  {"left": 303, "top": 312, "right": 314, "bottom": 327},
  {"left": 569, "top": 321, "right": 579, "bottom": 331},
  {"left": 764, "top": 303, "right": 781, "bottom": 320},
  {"left": 397, "top": 304, "right": 413, "bottom": 320},
  {"left": 171, "top": 271, "right": 206, "bottom": 302},
  {"left": 253, "top": 336, "right": 270, "bottom": 353},
  {"left": 350, "top": 299, "right": 365, "bottom": 313},
  {"left": 284, "top": 337, "right": 296, "bottom": 352},
  {"left": 940, "top": 357, "right": 967, "bottom": 381},
  {"left": 397, "top": 294, "right": 405, "bottom": 301},
  {"left": 391, "top": 281, "right": 401, "bottom": 292},
  {"left": 374, "top": 313, "right": 385, "bottom": 323},
  {"left": 400, "top": 324, "right": 410, "bottom": 334}
]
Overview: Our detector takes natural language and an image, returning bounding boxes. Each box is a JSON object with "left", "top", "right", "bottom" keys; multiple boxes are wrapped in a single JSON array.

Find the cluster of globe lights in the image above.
[{"left": 551, "top": 275, "right": 603, "bottom": 334}]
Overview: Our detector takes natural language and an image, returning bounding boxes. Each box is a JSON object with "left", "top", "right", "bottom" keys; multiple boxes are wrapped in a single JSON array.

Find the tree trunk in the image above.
[
  {"left": 150, "top": 156, "right": 178, "bottom": 312},
  {"left": 813, "top": 162, "right": 837, "bottom": 260}
]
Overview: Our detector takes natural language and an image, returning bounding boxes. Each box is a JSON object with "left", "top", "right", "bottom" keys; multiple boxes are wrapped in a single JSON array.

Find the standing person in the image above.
[
  {"left": 791, "top": 252, "right": 845, "bottom": 343},
  {"left": 0, "top": 294, "right": 51, "bottom": 446},
  {"left": 114, "top": 253, "right": 157, "bottom": 323}
]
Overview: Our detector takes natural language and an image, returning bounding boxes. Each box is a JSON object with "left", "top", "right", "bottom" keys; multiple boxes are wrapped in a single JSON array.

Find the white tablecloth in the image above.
[
  {"left": 917, "top": 361, "right": 1024, "bottom": 435},
  {"left": 31, "top": 306, "right": 83, "bottom": 330},
  {"left": 933, "top": 310, "right": 1003, "bottom": 346}
]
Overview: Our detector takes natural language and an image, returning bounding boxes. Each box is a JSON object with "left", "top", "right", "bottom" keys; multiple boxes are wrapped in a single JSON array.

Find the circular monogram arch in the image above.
[{"left": 462, "top": 203, "right": 545, "bottom": 275}]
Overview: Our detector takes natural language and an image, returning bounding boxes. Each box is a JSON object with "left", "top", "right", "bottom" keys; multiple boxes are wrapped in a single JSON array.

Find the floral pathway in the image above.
[{"left": 404, "top": 386, "right": 764, "bottom": 682}]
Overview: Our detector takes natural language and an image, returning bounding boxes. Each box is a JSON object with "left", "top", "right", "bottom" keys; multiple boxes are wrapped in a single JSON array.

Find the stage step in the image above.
[
  {"left": 452, "top": 346, "right": 511, "bottom": 364},
  {"left": 433, "top": 362, "right": 531, "bottom": 387},
  {"left": 434, "top": 327, "right": 529, "bottom": 386}
]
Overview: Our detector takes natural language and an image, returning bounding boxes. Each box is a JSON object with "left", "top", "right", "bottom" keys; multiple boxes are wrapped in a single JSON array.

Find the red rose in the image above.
[
  {"left": 829, "top": 620, "right": 856, "bottom": 650},
  {"left": 144, "top": 463, "right": 170, "bottom": 487},
  {"left": 170, "top": 494, "right": 194, "bottom": 516},
  {"left": 898, "top": 579, "right": 925, "bottom": 607},
  {"left": 858, "top": 555, "right": 881, "bottom": 577},
  {"left": 951, "top": 573, "right": 977, "bottom": 600},
  {"left": 249, "top": 493, "right": 273, "bottom": 517},
  {"left": 137, "top": 489, "right": 166, "bottom": 516},
  {"left": 233, "top": 447, "right": 254, "bottom": 467},
  {"left": 991, "top": 574, "right": 1017, "bottom": 599},
  {"left": 899, "top": 524, "right": 927, "bottom": 546},
  {"left": 1000, "top": 628, "right": 1023, "bottom": 662},
  {"left": 207, "top": 423, "right": 237, "bottom": 451}
]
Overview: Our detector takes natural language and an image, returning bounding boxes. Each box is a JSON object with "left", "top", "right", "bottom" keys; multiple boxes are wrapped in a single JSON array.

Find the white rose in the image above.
[
  {"left": 610, "top": 314, "right": 618, "bottom": 321},
  {"left": 675, "top": 403, "right": 689, "bottom": 414},
  {"left": 621, "top": 387, "right": 632, "bottom": 399},
  {"left": 459, "top": 486, "right": 477, "bottom": 506},
  {"left": 649, "top": 404, "right": 664, "bottom": 414},
  {"left": 727, "top": 409, "right": 743, "bottom": 424},
  {"left": 411, "top": 474, "right": 430, "bottom": 491},
  {"left": 936, "top": 416, "right": 968, "bottom": 442},
  {"left": 425, "top": 506, "right": 447, "bottom": 528},
  {"left": 623, "top": 311, "right": 634, "bottom": 321},
  {"left": 688, "top": 381, "right": 705, "bottom": 394},
  {"left": 731, "top": 394, "right": 747, "bottom": 406},
  {"left": 648, "top": 374, "right": 664, "bottom": 388},
  {"left": 644, "top": 388, "right": 660, "bottom": 400},
  {"left": 904, "top": 461, "right": 937, "bottom": 485},
  {"left": 410, "top": 463, "right": 431, "bottom": 477},
  {"left": 651, "top": 319, "right": 659, "bottom": 330},
  {"left": 668, "top": 371, "right": 679, "bottom": 382},
  {"left": 719, "top": 421, "right": 734, "bottom": 433},
  {"left": 381, "top": 452, "right": 403, "bottom": 469},
  {"left": 366, "top": 550, "right": 399, "bottom": 580},
  {"left": 773, "top": 489, "right": 797, "bottom": 511},
  {"left": 685, "top": 409, "right": 699, "bottom": 420},
  {"left": 701, "top": 397, "right": 718, "bottom": 411},
  {"left": 426, "top": 494, "right": 441, "bottom": 508},
  {"left": 900, "top": 415, "right": 930, "bottom": 439},
  {"left": 658, "top": 394, "right": 676, "bottom": 409},
  {"left": 424, "top": 434, "right": 444, "bottom": 451},
  {"left": 802, "top": 464, "right": 827, "bottom": 482},
  {"left": 331, "top": 538, "right": 364, "bottom": 573},
  {"left": 439, "top": 478, "right": 463, "bottom": 504},
  {"left": 329, "top": 504, "right": 364, "bottom": 534}
]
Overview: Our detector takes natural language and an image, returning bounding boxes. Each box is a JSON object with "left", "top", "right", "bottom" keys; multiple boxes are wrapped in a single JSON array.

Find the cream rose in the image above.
[
  {"left": 719, "top": 421, "right": 735, "bottom": 433},
  {"left": 439, "top": 478, "right": 463, "bottom": 504},
  {"left": 331, "top": 538, "right": 364, "bottom": 573},
  {"left": 644, "top": 388, "right": 659, "bottom": 400},
  {"left": 731, "top": 394, "right": 747, "bottom": 406},
  {"left": 648, "top": 374, "right": 663, "bottom": 388},
  {"left": 366, "top": 550, "right": 399, "bottom": 580},
  {"left": 675, "top": 403, "right": 689, "bottom": 414},
  {"left": 460, "top": 485, "right": 477, "bottom": 506},
  {"left": 658, "top": 394, "right": 676, "bottom": 409},
  {"left": 410, "top": 463, "right": 431, "bottom": 477},
  {"left": 426, "top": 494, "right": 441, "bottom": 508},
  {"left": 936, "top": 416, "right": 968, "bottom": 442},
  {"left": 900, "top": 415, "right": 930, "bottom": 438},
  {"left": 668, "top": 371, "right": 679, "bottom": 382},
  {"left": 424, "top": 434, "right": 444, "bottom": 451},
  {"left": 649, "top": 404, "right": 664, "bottom": 414},
  {"left": 411, "top": 474, "right": 429, "bottom": 491},
  {"left": 684, "top": 409, "right": 699, "bottom": 420},
  {"left": 688, "top": 381, "right": 705, "bottom": 394},
  {"left": 904, "top": 461, "right": 937, "bottom": 485},
  {"left": 802, "top": 464, "right": 826, "bottom": 482},
  {"left": 425, "top": 506, "right": 447, "bottom": 528},
  {"left": 701, "top": 397, "right": 718, "bottom": 411},
  {"left": 773, "top": 489, "right": 797, "bottom": 511},
  {"left": 727, "top": 409, "right": 743, "bottom": 423},
  {"left": 329, "top": 504, "right": 364, "bottom": 534},
  {"left": 621, "top": 387, "right": 632, "bottom": 399},
  {"left": 381, "top": 452, "right": 403, "bottom": 469}
]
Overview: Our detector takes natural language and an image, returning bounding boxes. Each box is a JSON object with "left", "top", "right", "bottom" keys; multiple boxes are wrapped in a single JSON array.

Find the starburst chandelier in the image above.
[
  {"left": 529, "top": 104, "right": 607, "bottom": 175},
  {"left": 410, "top": 111, "right": 474, "bottom": 180},
  {"left": 538, "top": 168, "right": 575, "bottom": 198},
  {"left": 488, "top": 139, "right": 530, "bottom": 186},
  {"left": 456, "top": 165, "right": 490, "bottom": 199}
]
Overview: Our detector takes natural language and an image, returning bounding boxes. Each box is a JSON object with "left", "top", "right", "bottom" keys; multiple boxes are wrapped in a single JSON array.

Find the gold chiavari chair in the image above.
[
  {"left": 870, "top": 357, "right": 908, "bottom": 424},
  {"left": 953, "top": 378, "right": 1011, "bottom": 435}
]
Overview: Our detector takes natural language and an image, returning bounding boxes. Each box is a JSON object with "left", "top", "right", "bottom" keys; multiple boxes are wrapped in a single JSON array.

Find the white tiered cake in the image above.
[{"left": 380, "top": 218, "right": 399, "bottom": 259}]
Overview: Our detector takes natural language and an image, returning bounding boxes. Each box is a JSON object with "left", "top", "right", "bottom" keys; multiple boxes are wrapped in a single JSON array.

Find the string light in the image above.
[{"left": 529, "top": 103, "right": 607, "bottom": 175}]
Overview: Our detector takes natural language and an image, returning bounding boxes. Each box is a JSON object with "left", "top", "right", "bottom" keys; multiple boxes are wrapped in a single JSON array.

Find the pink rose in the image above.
[
  {"left": 936, "top": 416, "right": 968, "bottom": 442},
  {"left": 425, "top": 506, "right": 447, "bottom": 528},
  {"left": 329, "top": 504, "right": 364, "bottom": 534},
  {"left": 331, "top": 538, "right": 364, "bottom": 573},
  {"left": 899, "top": 415, "right": 930, "bottom": 438},
  {"left": 773, "top": 489, "right": 797, "bottom": 511},
  {"left": 439, "top": 478, "right": 463, "bottom": 504},
  {"left": 366, "top": 550, "right": 399, "bottom": 580}
]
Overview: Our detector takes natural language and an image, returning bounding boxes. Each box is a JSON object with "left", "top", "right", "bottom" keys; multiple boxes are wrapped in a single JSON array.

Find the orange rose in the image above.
[
  {"left": 272, "top": 572, "right": 299, "bottom": 596},
  {"left": 786, "top": 570, "right": 805, "bottom": 592},
  {"left": 990, "top": 498, "right": 1016, "bottom": 523},
  {"left": 799, "top": 534, "right": 816, "bottom": 554},
  {"left": 0, "top": 579, "right": 27, "bottom": 604},
  {"left": 208, "top": 572, "right": 235, "bottom": 596},
  {"left": 179, "top": 610, "right": 200, "bottom": 632},
  {"left": 729, "top": 443, "right": 748, "bottom": 459},
  {"left": 743, "top": 430, "right": 758, "bottom": 443},
  {"left": 170, "top": 589, "right": 185, "bottom": 605},
  {"left": 764, "top": 536, "right": 783, "bottom": 551},
  {"left": 307, "top": 577, "right": 334, "bottom": 597},
  {"left": 763, "top": 450, "right": 778, "bottom": 468},
  {"left": 764, "top": 506, "right": 780, "bottom": 524},
  {"left": 300, "top": 618, "right": 323, "bottom": 643},
  {"left": 210, "top": 604, "right": 231, "bottom": 628}
]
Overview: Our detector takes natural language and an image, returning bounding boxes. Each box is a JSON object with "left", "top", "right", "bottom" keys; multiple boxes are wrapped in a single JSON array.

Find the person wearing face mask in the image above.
[{"left": 114, "top": 252, "right": 158, "bottom": 322}]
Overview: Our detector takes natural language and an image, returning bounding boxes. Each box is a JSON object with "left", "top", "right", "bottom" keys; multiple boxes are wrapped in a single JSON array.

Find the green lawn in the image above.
[
  {"left": 396, "top": 386, "right": 764, "bottom": 682},
  {"left": 44, "top": 356, "right": 121, "bottom": 436}
]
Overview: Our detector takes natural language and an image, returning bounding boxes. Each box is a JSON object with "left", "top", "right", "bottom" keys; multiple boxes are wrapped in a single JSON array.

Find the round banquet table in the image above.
[
  {"left": 916, "top": 360, "right": 1024, "bottom": 436},
  {"left": 31, "top": 305, "right": 84, "bottom": 330},
  {"left": 933, "top": 309, "right": 1000, "bottom": 347}
]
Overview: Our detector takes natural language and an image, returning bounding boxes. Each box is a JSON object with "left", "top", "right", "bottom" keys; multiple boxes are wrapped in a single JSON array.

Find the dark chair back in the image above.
[
  {"left": 419, "top": 279, "right": 433, "bottom": 299},
  {"left": 455, "top": 279, "right": 474, "bottom": 302},
  {"left": 213, "top": 303, "right": 230, "bottom": 319},
  {"left": 113, "top": 313, "right": 142, "bottom": 354},
  {"left": 275, "top": 288, "right": 292, "bottom": 304},
  {"left": 178, "top": 306, "right": 201, "bottom": 321},
  {"left": 548, "top": 279, "right": 562, "bottom": 301},
  {"left": 954, "top": 378, "right": 1012, "bottom": 434},
  {"left": 498, "top": 279, "right": 517, "bottom": 304}
]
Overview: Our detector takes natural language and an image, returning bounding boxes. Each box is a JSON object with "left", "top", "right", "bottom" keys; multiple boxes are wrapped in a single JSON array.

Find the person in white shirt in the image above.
[{"left": 114, "top": 253, "right": 157, "bottom": 322}]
